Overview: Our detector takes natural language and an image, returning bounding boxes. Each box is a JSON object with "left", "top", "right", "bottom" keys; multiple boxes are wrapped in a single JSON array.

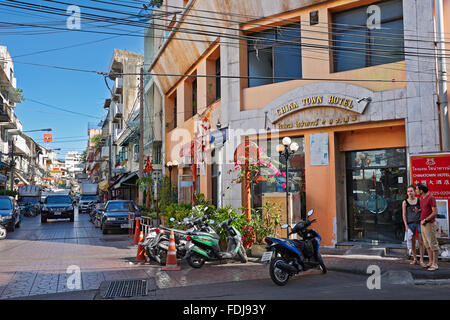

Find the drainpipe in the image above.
[{"left": 435, "top": 0, "right": 449, "bottom": 151}]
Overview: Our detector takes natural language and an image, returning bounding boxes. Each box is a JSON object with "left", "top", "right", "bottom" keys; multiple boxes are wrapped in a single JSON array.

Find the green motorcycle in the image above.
[{"left": 183, "top": 217, "right": 248, "bottom": 268}]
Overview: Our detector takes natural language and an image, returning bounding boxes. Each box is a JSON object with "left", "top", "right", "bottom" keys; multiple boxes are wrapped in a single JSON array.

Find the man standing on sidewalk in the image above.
[{"left": 416, "top": 184, "right": 439, "bottom": 271}]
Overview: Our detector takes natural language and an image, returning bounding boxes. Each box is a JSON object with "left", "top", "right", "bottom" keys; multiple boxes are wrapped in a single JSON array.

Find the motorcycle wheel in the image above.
[
  {"left": 157, "top": 241, "right": 168, "bottom": 266},
  {"left": 187, "top": 253, "right": 205, "bottom": 269},
  {"left": 317, "top": 253, "right": 327, "bottom": 274},
  {"left": 0, "top": 227, "right": 6, "bottom": 240},
  {"left": 238, "top": 244, "right": 248, "bottom": 263},
  {"left": 269, "top": 257, "right": 290, "bottom": 286}
]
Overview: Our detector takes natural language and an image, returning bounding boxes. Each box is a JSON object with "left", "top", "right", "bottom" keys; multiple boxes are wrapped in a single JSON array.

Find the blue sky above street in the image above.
[{"left": 0, "top": 0, "right": 146, "bottom": 159}]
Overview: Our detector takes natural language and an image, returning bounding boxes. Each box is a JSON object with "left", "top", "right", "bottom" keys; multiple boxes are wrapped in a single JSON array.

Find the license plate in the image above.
[
  {"left": 53, "top": 211, "right": 61, "bottom": 215},
  {"left": 120, "top": 224, "right": 130, "bottom": 228},
  {"left": 260, "top": 251, "right": 273, "bottom": 263}
]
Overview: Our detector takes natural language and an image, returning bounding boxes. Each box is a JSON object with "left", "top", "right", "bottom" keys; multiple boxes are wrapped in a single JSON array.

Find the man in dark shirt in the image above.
[{"left": 416, "top": 184, "right": 439, "bottom": 271}]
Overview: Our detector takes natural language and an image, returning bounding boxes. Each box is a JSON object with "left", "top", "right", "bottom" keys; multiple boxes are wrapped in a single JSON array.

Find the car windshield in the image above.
[
  {"left": 106, "top": 202, "right": 136, "bottom": 212},
  {"left": 81, "top": 196, "right": 97, "bottom": 201},
  {"left": 21, "top": 197, "right": 38, "bottom": 204},
  {"left": 0, "top": 199, "right": 12, "bottom": 210},
  {"left": 46, "top": 196, "right": 72, "bottom": 205}
]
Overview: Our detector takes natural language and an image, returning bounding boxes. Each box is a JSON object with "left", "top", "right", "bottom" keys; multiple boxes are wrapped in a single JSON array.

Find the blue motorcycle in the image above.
[{"left": 262, "top": 209, "right": 327, "bottom": 286}]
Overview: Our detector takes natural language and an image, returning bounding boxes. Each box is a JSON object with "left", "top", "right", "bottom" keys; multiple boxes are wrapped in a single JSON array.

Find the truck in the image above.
[
  {"left": 79, "top": 183, "right": 99, "bottom": 213},
  {"left": 18, "top": 185, "right": 42, "bottom": 217}
]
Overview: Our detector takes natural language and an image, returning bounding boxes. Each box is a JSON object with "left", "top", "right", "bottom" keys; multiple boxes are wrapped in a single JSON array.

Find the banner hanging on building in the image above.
[{"left": 410, "top": 153, "right": 450, "bottom": 239}]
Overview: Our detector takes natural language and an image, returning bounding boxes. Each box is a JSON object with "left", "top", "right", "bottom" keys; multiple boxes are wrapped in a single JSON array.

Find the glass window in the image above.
[
  {"left": 247, "top": 23, "right": 302, "bottom": 87},
  {"left": 252, "top": 137, "right": 306, "bottom": 219},
  {"left": 107, "top": 201, "right": 136, "bottom": 211},
  {"left": 192, "top": 79, "right": 197, "bottom": 116},
  {"left": 0, "top": 198, "right": 12, "bottom": 210},
  {"left": 332, "top": 0, "right": 404, "bottom": 72},
  {"left": 346, "top": 148, "right": 407, "bottom": 243},
  {"left": 45, "top": 196, "right": 72, "bottom": 204},
  {"left": 215, "top": 58, "right": 221, "bottom": 100}
]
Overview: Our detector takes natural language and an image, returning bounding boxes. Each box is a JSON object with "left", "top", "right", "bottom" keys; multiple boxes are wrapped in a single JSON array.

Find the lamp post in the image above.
[
  {"left": 166, "top": 160, "right": 178, "bottom": 202},
  {"left": 277, "top": 137, "right": 299, "bottom": 238}
]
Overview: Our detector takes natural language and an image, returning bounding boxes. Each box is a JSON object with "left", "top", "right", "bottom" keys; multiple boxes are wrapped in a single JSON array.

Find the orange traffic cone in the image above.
[
  {"left": 133, "top": 218, "right": 141, "bottom": 245},
  {"left": 135, "top": 231, "right": 146, "bottom": 263},
  {"left": 162, "top": 230, "right": 181, "bottom": 271}
]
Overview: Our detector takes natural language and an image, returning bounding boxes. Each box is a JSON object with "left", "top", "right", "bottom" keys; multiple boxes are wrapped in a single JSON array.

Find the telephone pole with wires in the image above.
[{"left": 138, "top": 67, "right": 144, "bottom": 206}]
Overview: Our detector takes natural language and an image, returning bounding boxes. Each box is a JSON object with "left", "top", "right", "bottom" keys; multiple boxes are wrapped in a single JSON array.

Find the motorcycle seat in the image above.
[{"left": 190, "top": 231, "right": 220, "bottom": 239}]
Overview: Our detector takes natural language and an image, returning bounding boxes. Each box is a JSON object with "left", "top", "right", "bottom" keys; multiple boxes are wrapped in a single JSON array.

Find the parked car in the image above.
[
  {"left": 41, "top": 194, "right": 75, "bottom": 223},
  {"left": 98, "top": 200, "right": 142, "bottom": 234},
  {"left": 0, "top": 196, "right": 21, "bottom": 232}
]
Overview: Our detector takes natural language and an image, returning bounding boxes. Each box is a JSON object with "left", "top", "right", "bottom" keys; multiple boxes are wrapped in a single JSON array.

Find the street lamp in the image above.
[
  {"left": 166, "top": 160, "right": 178, "bottom": 202},
  {"left": 277, "top": 137, "right": 299, "bottom": 239}
]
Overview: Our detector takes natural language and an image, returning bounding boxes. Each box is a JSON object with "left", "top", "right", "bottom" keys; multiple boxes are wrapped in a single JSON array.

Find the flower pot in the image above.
[{"left": 250, "top": 244, "right": 266, "bottom": 258}]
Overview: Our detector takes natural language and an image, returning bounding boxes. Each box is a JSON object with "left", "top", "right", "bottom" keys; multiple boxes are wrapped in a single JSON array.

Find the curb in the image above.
[
  {"left": 326, "top": 264, "right": 450, "bottom": 280},
  {"left": 248, "top": 255, "right": 450, "bottom": 281}
]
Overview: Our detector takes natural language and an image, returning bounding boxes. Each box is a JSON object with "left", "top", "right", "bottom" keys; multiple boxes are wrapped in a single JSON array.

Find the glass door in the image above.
[{"left": 346, "top": 148, "right": 407, "bottom": 243}]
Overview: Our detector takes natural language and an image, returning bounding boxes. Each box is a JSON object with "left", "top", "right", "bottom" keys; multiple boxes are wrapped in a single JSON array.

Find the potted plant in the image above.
[{"left": 247, "top": 202, "right": 282, "bottom": 257}]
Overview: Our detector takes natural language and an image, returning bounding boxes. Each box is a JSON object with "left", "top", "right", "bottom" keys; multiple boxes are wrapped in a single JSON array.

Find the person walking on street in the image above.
[
  {"left": 416, "top": 184, "right": 439, "bottom": 271},
  {"left": 402, "top": 185, "right": 424, "bottom": 265}
]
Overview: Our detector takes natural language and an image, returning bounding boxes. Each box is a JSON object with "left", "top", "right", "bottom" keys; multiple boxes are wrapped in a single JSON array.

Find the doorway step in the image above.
[{"left": 336, "top": 242, "right": 407, "bottom": 257}]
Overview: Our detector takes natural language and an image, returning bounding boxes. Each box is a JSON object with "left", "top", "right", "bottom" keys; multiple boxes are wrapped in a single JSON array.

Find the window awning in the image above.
[{"left": 115, "top": 172, "right": 138, "bottom": 189}]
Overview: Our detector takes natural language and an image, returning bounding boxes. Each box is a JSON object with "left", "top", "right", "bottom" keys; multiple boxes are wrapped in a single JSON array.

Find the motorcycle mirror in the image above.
[
  {"left": 170, "top": 217, "right": 175, "bottom": 222},
  {"left": 183, "top": 218, "right": 189, "bottom": 222},
  {"left": 209, "top": 220, "right": 215, "bottom": 224},
  {"left": 281, "top": 224, "right": 289, "bottom": 229},
  {"left": 307, "top": 209, "right": 314, "bottom": 217}
]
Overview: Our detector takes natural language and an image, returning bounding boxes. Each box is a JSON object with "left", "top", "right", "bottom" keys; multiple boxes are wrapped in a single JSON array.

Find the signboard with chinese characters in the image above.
[{"left": 410, "top": 153, "right": 450, "bottom": 239}]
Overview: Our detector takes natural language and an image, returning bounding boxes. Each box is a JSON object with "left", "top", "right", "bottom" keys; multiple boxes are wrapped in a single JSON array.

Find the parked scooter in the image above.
[
  {"left": 184, "top": 217, "right": 248, "bottom": 269},
  {"left": 144, "top": 216, "right": 208, "bottom": 265},
  {"left": 262, "top": 209, "right": 327, "bottom": 286}
]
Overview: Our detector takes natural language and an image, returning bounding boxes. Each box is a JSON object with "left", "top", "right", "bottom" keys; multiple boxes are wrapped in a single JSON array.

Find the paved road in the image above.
[
  {"left": 0, "top": 208, "right": 267, "bottom": 299},
  {"left": 0, "top": 207, "right": 149, "bottom": 299},
  {"left": 2, "top": 209, "right": 449, "bottom": 301}
]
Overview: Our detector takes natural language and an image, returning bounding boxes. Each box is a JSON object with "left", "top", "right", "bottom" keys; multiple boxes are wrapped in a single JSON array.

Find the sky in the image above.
[{"left": 0, "top": 0, "right": 146, "bottom": 160}]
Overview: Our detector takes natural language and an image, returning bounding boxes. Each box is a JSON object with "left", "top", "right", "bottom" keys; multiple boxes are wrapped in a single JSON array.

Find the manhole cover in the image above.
[{"left": 103, "top": 279, "right": 148, "bottom": 299}]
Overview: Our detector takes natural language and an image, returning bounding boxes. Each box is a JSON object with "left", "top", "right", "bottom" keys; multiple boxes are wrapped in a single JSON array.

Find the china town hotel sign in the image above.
[{"left": 267, "top": 94, "right": 371, "bottom": 129}]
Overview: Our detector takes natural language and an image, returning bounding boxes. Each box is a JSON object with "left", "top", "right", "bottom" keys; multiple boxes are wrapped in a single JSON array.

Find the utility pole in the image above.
[
  {"left": 9, "top": 138, "right": 14, "bottom": 192},
  {"left": 435, "top": 0, "right": 449, "bottom": 151},
  {"left": 108, "top": 117, "right": 113, "bottom": 200},
  {"left": 138, "top": 67, "right": 144, "bottom": 206}
]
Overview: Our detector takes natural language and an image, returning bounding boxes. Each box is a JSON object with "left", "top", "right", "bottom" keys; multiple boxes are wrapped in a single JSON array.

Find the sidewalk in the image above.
[
  {"left": 9, "top": 248, "right": 450, "bottom": 300},
  {"left": 318, "top": 247, "right": 450, "bottom": 280}
]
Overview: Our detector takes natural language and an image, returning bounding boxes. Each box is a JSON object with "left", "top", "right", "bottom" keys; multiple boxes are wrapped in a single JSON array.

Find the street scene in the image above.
[{"left": 0, "top": 0, "right": 450, "bottom": 308}]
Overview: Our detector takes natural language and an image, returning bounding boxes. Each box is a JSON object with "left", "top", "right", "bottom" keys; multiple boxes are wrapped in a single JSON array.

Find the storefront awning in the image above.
[
  {"left": 15, "top": 171, "right": 30, "bottom": 186},
  {"left": 115, "top": 172, "right": 138, "bottom": 189}
]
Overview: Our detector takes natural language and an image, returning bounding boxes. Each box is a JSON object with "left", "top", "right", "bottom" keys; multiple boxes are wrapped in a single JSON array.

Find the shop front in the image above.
[{"left": 238, "top": 82, "right": 409, "bottom": 246}]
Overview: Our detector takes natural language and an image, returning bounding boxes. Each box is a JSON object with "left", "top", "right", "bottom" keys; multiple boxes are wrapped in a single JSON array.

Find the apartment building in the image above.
[{"left": 149, "top": 0, "right": 449, "bottom": 246}]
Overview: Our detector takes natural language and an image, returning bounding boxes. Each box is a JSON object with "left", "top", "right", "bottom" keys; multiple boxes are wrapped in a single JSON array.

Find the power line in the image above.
[{"left": 26, "top": 99, "right": 103, "bottom": 119}]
